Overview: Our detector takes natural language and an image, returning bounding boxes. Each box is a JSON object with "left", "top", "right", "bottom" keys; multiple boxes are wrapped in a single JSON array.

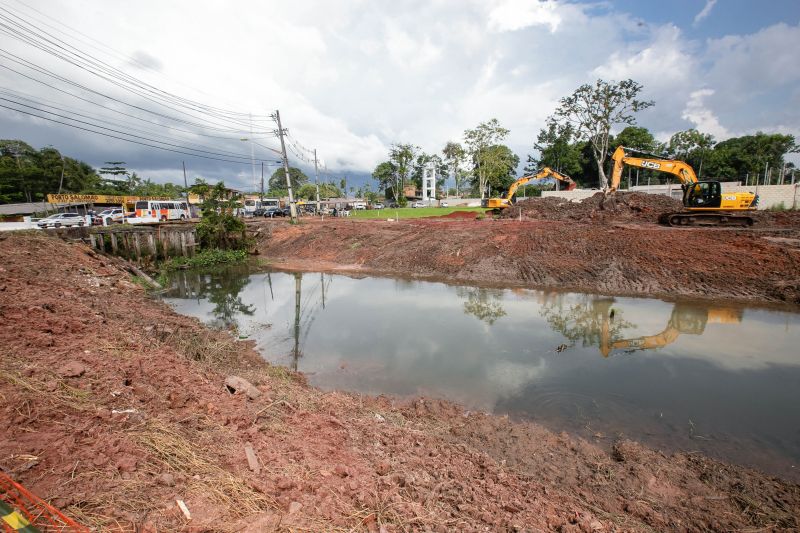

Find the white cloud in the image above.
[
  {"left": 487, "top": 0, "right": 563, "bottom": 33},
  {"left": 681, "top": 89, "right": 730, "bottom": 139},
  {"left": 693, "top": 0, "right": 717, "bottom": 25},
  {"left": 0, "top": 0, "right": 797, "bottom": 189}
]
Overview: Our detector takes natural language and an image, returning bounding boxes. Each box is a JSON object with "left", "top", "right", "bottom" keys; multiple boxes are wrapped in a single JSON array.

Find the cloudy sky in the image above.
[{"left": 1, "top": 0, "right": 798, "bottom": 191}]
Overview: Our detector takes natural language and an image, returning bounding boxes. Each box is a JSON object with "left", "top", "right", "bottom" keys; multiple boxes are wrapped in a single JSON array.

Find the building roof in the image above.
[{"left": 0, "top": 202, "right": 81, "bottom": 215}]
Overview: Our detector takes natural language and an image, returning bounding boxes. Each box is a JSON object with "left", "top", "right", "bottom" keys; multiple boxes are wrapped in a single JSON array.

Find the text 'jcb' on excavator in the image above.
[
  {"left": 609, "top": 146, "right": 758, "bottom": 227},
  {"left": 482, "top": 167, "right": 576, "bottom": 209}
]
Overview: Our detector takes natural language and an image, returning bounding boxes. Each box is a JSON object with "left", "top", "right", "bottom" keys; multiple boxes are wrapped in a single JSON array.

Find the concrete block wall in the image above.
[{"left": 542, "top": 184, "right": 799, "bottom": 210}]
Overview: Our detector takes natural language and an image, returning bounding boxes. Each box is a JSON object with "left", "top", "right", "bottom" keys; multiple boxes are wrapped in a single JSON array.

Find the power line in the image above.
[
  {"left": 0, "top": 101, "right": 281, "bottom": 165},
  {"left": 0, "top": 3, "right": 274, "bottom": 125},
  {"left": 0, "top": 87, "right": 281, "bottom": 159}
]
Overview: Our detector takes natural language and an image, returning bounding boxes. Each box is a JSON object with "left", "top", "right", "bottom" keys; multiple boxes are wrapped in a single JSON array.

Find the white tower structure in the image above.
[{"left": 422, "top": 162, "right": 436, "bottom": 204}]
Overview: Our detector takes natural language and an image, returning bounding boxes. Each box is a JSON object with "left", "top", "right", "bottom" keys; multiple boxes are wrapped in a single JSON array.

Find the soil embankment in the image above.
[
  {"left": 1, "top": 232, "right": 800, "bottom": 531},
  {"left": 255, "top": 198, "right": 800, "bottom": 307}
]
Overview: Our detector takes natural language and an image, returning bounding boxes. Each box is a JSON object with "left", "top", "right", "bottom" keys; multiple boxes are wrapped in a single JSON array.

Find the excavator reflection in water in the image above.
[{"left": 599, "top": 302, "right": 743, "bottom": 357}]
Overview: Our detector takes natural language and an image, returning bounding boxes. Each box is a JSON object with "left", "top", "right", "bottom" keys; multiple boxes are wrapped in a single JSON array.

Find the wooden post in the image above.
[
  {"left": 89, "top": 233, "right": 96, "bottom": 249},
  {"left": 133, "top": 233, "right": 141, "bottom": 259},
  {"left": 109, "top": 231, "right": 118, "bottom": 253},
  {"left": 180, "top": 231, "right": 187, "bottom": 257}
]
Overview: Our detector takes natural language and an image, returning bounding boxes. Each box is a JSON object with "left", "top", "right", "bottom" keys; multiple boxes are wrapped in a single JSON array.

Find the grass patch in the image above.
[
  {"left": 162, "top": 248, "right": 248, "bottom": 271},
  {"left": 350, "top": 207, "right": 485, "bottom": 219}
]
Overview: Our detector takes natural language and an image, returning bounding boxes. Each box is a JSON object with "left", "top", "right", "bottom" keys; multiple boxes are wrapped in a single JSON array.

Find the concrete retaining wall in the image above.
[{"left": 542, "top": 184, "right": 800, "bottom": 210}]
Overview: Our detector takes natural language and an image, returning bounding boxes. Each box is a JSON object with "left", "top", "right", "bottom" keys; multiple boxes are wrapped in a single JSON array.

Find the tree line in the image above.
[
  {"left": 372, "top": 78, "right": 798, "bottom": 200},
  {"left": 0, "top": 140, "right": 185, "bottom": 203}
]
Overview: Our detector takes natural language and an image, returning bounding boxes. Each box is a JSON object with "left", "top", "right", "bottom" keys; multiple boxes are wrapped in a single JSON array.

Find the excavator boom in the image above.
[
  {"left": 609, "top": 146, "right": 757, "bottom": 227},
  {"left": 482, "top": 167, "right": 576, "bottom": 209}
]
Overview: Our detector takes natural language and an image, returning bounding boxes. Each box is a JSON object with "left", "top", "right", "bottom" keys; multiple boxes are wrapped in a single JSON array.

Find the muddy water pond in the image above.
[{"left": 163, "top": 266, "right": 800, "bottom": 480}]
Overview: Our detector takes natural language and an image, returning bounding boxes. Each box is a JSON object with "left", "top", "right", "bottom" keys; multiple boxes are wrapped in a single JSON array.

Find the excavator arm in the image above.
[
  {"left": 483, "top": 167, "right": 576, "bottom": 209},
  {"left": 609, "top": 146, "right": 698, "bottom": 192}
]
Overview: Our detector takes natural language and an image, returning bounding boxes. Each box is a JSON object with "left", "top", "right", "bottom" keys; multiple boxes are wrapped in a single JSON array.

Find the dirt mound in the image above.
[
  {"left": 256, "top": 217, "right": 800, "bottom": 306},
  {"left": 435, "top": 210, "right": 480, "bottom": 219},
  {"left": 502, "top": 191, "right": 685, "bottom": 223}
]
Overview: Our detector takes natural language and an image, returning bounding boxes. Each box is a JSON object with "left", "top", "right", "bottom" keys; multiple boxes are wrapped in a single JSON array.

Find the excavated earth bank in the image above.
[
  {"left": 254, "top": 201, "right": 800, "bottom": 308},
  {"left": 1, "top": 233, "right": 799, "bottom": 531}
]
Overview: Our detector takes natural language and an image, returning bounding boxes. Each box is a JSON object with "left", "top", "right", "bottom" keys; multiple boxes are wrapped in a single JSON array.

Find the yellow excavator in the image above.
[
  {"left": 599, "top": 302, "right": 743, "bottom": 357},
  {"left": 609, "top": 146, "right": 758, "bottom": 226},
  {"left": 482, "top": 167, "right": 576, "bottom": 209}
]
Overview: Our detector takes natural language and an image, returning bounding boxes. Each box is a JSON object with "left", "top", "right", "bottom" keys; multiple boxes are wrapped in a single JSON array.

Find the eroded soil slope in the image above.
[
  {"left": 255, "top": 214, "right": 800, "bottom": 307},
  {"left": 1, "top": 233, "right": 799, "bottom": 532}
]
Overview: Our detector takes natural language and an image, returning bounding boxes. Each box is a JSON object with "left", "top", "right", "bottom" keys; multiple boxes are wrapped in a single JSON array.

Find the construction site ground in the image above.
[
  {"left": 1, "top": 208, "right": 800, "bottom": 530},
  {"left": 254, "top": 193, "right": 800, "bottom": 308}
]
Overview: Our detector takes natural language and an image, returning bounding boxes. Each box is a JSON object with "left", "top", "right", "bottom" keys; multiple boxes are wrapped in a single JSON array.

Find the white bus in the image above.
[
  {"left": 243, "top": 197, "right": 280, "bottom": 215},
  {"left": 132, "top": 200, "right": 190, "bottom": 223}
]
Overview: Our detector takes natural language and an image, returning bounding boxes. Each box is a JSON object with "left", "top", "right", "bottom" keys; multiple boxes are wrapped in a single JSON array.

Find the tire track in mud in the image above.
[{"left": 255, "top": 218, "right": 800, "bottom": 307}]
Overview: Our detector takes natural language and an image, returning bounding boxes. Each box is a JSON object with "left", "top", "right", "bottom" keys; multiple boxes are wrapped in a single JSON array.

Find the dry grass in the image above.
[
  {"left": 0, "top": 369, "right": 92, "bottom": 411},
  {"left": 132, "top": 418, "right": 275, "bottom": 518},
  {"left": 168, "top": 329, "right": 239, "bottom": 364}
]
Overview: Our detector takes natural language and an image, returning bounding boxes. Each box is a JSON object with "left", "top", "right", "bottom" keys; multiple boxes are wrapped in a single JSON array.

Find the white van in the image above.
[{"left": 131, "top": 200, "right": 190, "bottom": 223}]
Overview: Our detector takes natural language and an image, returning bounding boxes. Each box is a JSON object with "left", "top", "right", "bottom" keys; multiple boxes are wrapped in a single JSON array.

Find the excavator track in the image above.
[{"left": 659, "top": 212, "right": 754, "bottom": 227}]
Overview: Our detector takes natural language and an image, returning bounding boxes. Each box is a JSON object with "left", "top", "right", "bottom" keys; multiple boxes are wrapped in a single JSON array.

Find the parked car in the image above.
[
  {"left": 440, "top": 201, "right": 449, "bottom": 208},
  {"left": 411, "top": 201, "right": 424, "bottom": 208},
  {"left": 95, "top": 208, "right": 125, "bottom": 225},
  {"left": 37, "top": 213, "right": 86, "bottom": 228},
  {"left": 257, "top": 206, "right": 287, "bottom": 218},
  {"left": 372, "top": 203, "right": 384, "bottom": 209},
  {"left": 387, "top": 201, "right": 399, "bottom": 208}
]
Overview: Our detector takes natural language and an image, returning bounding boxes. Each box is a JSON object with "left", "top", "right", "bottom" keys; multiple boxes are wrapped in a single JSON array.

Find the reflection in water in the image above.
[
  {"left": 539, "top": 294, "right": 634, "bottom": 351},
  {"left": 457, "top": 287, "right": 507, "bottom": 325},
  {"left": 169, "top": 266, "right": 255, "bottom": 329},
  {"left": 600, "top": 302, "right": 743, "bottom": 357},
  {"left": 163, "top": 270, "right": 800, "bottom": 480}
]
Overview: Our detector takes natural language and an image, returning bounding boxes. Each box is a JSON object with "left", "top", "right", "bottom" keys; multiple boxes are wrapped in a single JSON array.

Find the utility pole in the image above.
[
  {"left": 260, "top": 162, "right": 265, "bottom": 204},
  {"left": 274, "top": 109, "right": 298, "bottom": 222},
  {"left": 58, "top": 155, "right": 66, "bottom": 194},
  {"left": 313, "top": 149, "right": 321, "bottom": 213}
]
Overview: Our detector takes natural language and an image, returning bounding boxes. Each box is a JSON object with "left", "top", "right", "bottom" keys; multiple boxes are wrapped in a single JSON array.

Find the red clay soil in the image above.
[
  {"left": 2, "top": 233, "right": 799, "bottom": 531},
  {"left": 435, "top": 210, "right": 481, "bottom": 220},
  {"left": 254, "top": 212, "right": 800, "bottom": 307}
]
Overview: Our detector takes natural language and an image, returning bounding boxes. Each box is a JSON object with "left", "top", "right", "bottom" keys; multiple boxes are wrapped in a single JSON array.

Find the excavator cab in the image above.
[{"left": 683, "top": 181, "right": 722, "bottom": 209}]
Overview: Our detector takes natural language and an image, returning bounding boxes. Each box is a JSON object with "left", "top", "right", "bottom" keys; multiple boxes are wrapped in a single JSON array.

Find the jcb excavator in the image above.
[
  {"left": 609, "top": 146, "right": 758, "bottom": 226},
  {"left": 482, "top": 167, "right": 576, "bottom": 209},
  {"left": 599, "top": 302, "right": 743, "bottom": 357}
]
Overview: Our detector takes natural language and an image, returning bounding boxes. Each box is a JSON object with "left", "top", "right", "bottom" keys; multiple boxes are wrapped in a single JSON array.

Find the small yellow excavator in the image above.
[
  {"left": 482, "top": 167, "right": 576, "bottom": 209},
  {"left": 599, "top": 302, "right": 743, "bottom": 357},
  {"left": 609, "top": 146, "right": 758, "bottom": 226}
]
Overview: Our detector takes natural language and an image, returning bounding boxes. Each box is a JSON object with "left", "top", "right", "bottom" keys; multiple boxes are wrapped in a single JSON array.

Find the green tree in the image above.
[
  {"left": 372, "top": 160, "right": 397, "bottom": 199},
  {"left": 474, "top": 144, "right": 519, "bottom": 195},
  {"left": 667, "top": 129, "right": 715, "bottom": 177},
  {"left": 552, "top": 79, "right": 654, "bottom": 189},
  {"left": 0, "top": 140, "right": 101, "bottom": 203},
  {"left": 195, "top": 181, "right": 247, "bottom": 250},
  {"left": 705, "top": 132, "right": 797, "bottom": 183},
  {"left": 442, "top": 141, "right": 466, "bottom": 197},
  {"left": 464, "top": 119, "right": 510, "bottom": 199},
  {"left": 525, "top": 121, "right": 583, "bottom": 177},
  {"left": 269, "top": 167, "right": 308, "bottom": 192}
]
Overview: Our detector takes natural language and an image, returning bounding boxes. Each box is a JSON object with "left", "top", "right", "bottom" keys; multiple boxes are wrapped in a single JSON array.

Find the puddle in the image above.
[{"left": 163, "top": 266, "right": 800, "bottom": 480}]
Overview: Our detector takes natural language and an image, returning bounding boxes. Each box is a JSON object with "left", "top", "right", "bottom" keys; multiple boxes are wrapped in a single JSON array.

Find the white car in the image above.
[
  {"left": 96, "top": 208, "right": 125, "bottom": 225},
  {"left": 372, "top": 203, "right": 384, "bottom": 209},
  {"left": 411, "top": 201, "right": 424, "bottom": 208},
  {"left": 440, "top": 201, "right": 449, "bottom": 207},
  {"left": 37, "top": 213, "right": 87, "bottom": 228}
]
